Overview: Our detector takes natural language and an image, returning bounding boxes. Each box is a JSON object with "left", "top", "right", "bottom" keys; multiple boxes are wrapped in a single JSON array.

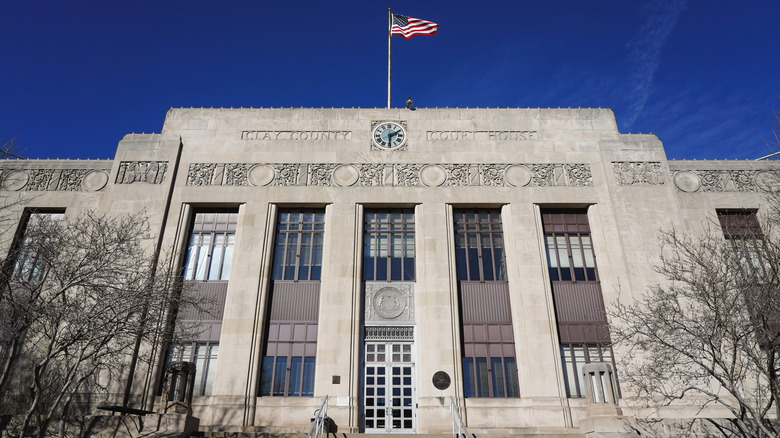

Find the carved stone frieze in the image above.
[
  {"left": 671, "top": 169, "right": 767, "bottom": 193},
  {"left": 0, "top": 167, "right": 109, "bottom": 192},
  {"left": 186, "top": 164, "right": 217, "bottom": 186},
  {"left": 527, "top": 164, "right": 593, "bottom": 187},
  {"left": 357, "top": 164, "right": 385, "bottom": 187},
  {"left": 442, "top": 164, "right": 470, "bottom": 187},
  {"left": 480, "top": 164, "right": 509, "bottom": 187},
  {"left": 308, "top": 164, "right": 336, "bottom": 187},
  {"left": 116, "top": 161, "right": 168, "bottom": 184},
  {"left": 57, "top": 169, "right": 90, "bottom": 191},
  {"left": 612, "top": 161, "right": 665, "bottom": 186},
  {"left": 272, "top": 164, "right": 300, "bottom": 186},
  {"left": 184, "top": 162, "right": 594, "bottom": 188},
  {"left": 394, "top": 164, "right": 422, "bottom": 187},
  {"left": 224, "top": 163, "right": 250, "bottom": 186}
]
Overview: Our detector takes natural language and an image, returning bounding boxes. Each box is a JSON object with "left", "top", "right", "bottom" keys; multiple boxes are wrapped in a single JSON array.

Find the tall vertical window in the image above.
[
  {"left": 261, "top": 209, "right": 324, "bottom": 397},
  {"left": 169, "top": 209, "right": 238, "bottom": 396},
  {"left": 12, "top": 211, "right": 64, "bottom": 282},
  {"left": 363, "top": 210, "right": 415, "bottom": 281},
  {"left": 455, "top": 209, "right": 519, "bottom": 398},
  {"left": 718, "top": 210, "right": 779, "bottom": 348},
  {"left": 183, "top": 212, "right": 238, "bottom": 281},
  {"left": 541, "top": 209, "right": 613, "bottom": 398}
]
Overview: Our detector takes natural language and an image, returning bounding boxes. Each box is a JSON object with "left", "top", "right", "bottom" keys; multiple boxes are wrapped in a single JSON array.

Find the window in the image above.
[
  {"left": 260, "top": 209, "right": 324, "bottom": 397},
  {"left": 12, "top": 211, "right": 64, "bottom": 282},
  {"left": 541, "top": 209, "right": 614, "bottom": 398},
  {"left": 560, "top": 343, "right": 614, "bottom": 398},
  {"left": 455, "top": 209, "right": 519, "bottom": 398},
  {"left": 183, "top": 211, "right": 238, "bottom": 281},
  {"left": 363, "top": 210, "right": 415, "bottom": 281},
  {"left": 718, "top": 210, "right": 779, "bottom": 348},
  {"left": 168, "top": 342, "right": 219, "bottom": 396},
  {"left": 272, "top": 210, "right": 325, "bottom": 281},
  {"left": 454, "top": 210, "right": 505, "bottom": 281},
  {"left": 543, "top": 212, "right": 597, "bottom": 282}
]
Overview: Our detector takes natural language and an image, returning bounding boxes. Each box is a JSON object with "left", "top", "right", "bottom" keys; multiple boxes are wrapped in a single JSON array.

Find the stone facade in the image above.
[{"left": 1, "top": 107, "right": 776, "bottom": 436}]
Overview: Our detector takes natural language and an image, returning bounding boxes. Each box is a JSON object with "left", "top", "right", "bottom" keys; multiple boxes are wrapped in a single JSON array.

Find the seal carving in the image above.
[{"left": 373, "top": 287, "right": 406, "bottom": 319}]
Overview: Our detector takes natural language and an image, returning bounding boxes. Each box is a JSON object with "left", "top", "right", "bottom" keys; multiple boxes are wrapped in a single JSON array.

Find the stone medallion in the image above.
[
  {"left": 333, "top": 164, "right": 360, "bottom": 187},
  {"left": 673, "top": 171, "right": 701, "bottom": 193},
  {"left": 2, "top": 170, "right": 28, "bottom": 191},
  {"left": 504, "top": 164, "right": 532, "bottom": 187},
  {"left": 373, "top": 286, "right": 406, "bottom": 319},
  {"left": 432, "top": 371, "right": 451, "bottom": 390},
  {"left": 420, "top": 165, "right": 447, "bottom": 187},
  {"left": 248, "top": 164, "right": 275, "bottom": 186},
  {"left": 81, "top": 170, "right": 109, "bottom": 191}
]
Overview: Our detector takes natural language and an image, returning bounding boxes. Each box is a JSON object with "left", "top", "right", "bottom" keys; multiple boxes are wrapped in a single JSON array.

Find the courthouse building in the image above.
[{"left": 0, "top": 107, "right": 776, "bottom": 436}]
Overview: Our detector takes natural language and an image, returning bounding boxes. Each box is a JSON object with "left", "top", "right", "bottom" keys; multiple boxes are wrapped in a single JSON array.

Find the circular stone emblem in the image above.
[
  {"left": 504, "top": 164, "right": 532, "bottom": 187},
  {"left": 373, "top": 287, "right": 406, "bottom": 319},
  {"left": 81, "top": 170, "right": 109, "bottom": 191},
  {"left": 248, "top": 164, "right": 275, "bottom": 186},
  {"left": 333, "top": 164, "right": 360, "bottom": 187},
  {"left": 432, "top": 371, "right": 451, "bottom": 390},
  {"left": 2, "top": 170, "right": 29, "bottom": 191},
  {"left": 420, "top": 165, "right": 446, "bottom": 187},
  {"left": 673, "top": 171, "right": 701, "bottom": 193}
]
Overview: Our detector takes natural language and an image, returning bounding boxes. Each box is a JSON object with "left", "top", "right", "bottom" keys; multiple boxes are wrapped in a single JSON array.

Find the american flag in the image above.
[{"left": 391, "top": 13, "right": 439, "bottom": 39}]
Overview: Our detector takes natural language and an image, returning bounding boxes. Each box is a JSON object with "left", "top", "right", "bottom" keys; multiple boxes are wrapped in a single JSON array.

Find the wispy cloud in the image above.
[{"left": 624, "top": 0, "right": 689, "bottom": 129}]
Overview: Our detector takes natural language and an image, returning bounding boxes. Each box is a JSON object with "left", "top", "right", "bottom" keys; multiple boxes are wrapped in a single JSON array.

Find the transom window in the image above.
[
  {"left": 454, "top": 210, "right": 506, "bottom": 281},
  {"left": 183, "top": 211, "right": 238, "bottom": 281},
  {"left": 272, "top": 210, "right": 325, "bottom": 281},
  {"left": 363, "top": 210, "right": 415, "bottom": 281}
]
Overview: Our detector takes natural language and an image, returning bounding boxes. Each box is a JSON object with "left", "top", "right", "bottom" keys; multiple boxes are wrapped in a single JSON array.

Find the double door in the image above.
[{"left": 363, "top": 342, "right": 415, "bottom": 432}]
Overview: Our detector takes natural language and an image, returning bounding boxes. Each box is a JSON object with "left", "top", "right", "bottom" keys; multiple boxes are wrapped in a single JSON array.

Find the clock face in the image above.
[{"left": 372, "top": 122, "right": 406, "bottom": 149}]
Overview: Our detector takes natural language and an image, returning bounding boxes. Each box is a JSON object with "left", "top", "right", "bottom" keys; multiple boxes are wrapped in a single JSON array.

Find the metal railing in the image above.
[
  {"left": 450, "top": 396, "right": 474, "bottom": 438},
  {"left": 307, "top": 395, "right": 329, "bottom": 438}
]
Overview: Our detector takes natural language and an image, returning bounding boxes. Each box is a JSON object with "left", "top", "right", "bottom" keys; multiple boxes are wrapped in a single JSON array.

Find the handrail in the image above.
[
  {"left": 307, "top": 395, "right": 329, "bottom": 438},
  {"left": 450, "top": 396, "right": 473, "bottom": 438}
]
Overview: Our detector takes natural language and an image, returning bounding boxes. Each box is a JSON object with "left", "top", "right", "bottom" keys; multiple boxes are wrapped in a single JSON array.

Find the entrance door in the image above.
[{"left": 364, "top": 342, "right": 415, "bottom": 432}]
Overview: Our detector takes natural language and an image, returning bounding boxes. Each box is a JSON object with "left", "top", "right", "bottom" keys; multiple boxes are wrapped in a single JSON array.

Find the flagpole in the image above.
[{"left": 387, "top": 7, "right": 392, "bottom": 109}]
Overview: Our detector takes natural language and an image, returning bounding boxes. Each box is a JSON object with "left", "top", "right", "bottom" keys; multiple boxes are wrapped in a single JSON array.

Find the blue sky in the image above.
[{"left": 1, "top": 1, "right": 778, "bottom": 160}]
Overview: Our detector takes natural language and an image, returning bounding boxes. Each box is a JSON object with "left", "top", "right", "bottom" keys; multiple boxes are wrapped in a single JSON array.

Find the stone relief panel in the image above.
[
  {"left": 116, "top": 161, "right": 168, "bottom": 184},
  {"left": 0, "top": 168, "right": 109, "bottom": 192},
  {"left": 612, "top": 161, "right": 665, "bottom": 185},
  {"left": 671, "top": 169, "right": 775, "bottom": 193},
  {"left": 184, "top": 162, "right": 594, "bottom": 188},
  {"left": 364, "top": 282, "right": 415, "bottom": 324}
]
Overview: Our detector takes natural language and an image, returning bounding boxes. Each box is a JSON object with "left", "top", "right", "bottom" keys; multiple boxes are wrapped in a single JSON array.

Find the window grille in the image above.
[
  {"left": 365, "top": 326, "right": 414, "bottom": 341},
  {"left": 542, "top": 211, "right": 597, "bottom": 282},
  {"left": 363, "top": 210, "right": 415, "bottom": 281},
  {"left": 559, "top": 343, "right": 614, "bottom": 398}
]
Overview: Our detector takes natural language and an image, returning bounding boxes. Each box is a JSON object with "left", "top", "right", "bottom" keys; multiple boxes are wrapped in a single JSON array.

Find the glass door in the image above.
[{"left": 364, "top": 342, "right": 415, "bottom": 432}]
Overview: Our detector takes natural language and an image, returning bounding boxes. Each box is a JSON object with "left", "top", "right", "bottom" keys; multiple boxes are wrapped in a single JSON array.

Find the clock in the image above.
[{"left": 372, "top": 121, "right": 407, "bottom": 149}]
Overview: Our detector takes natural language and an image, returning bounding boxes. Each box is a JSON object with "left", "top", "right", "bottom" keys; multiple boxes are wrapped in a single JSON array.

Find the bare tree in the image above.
[
  {"left": 0, "top": 211, "right": 188, "bottom": 438},
  {"left": 610, "top": 214, "right": 780, "bottom": 437}
]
